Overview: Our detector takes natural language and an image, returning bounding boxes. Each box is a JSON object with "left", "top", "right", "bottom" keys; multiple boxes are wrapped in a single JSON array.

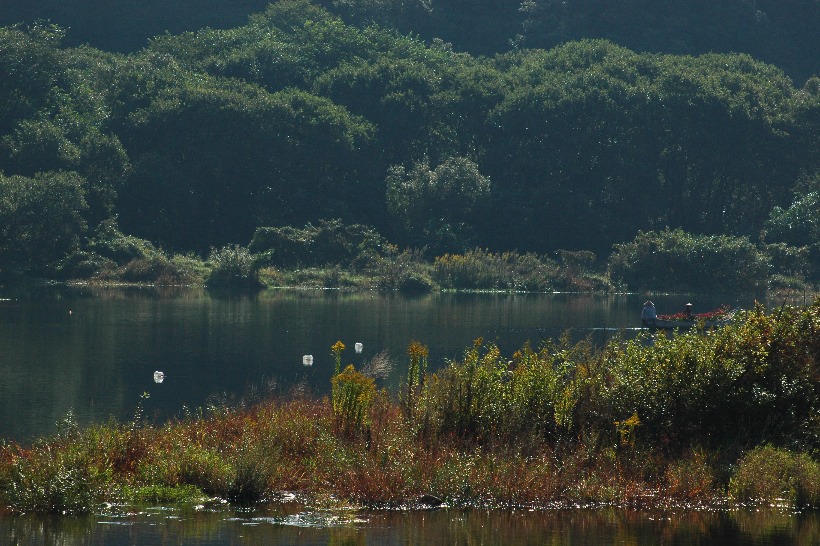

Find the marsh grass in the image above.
[
  {"left": 431, "top": 249, "right": 611, "bottom": 292},
  {"left": 729, "top": 446, "right": 820, "bottom": 507},
  {"left": 2, "top": 302, "right": 819, "bottom": 513},
  {"left": 432, "top": 250, "right": 558, "bottom": 291}
]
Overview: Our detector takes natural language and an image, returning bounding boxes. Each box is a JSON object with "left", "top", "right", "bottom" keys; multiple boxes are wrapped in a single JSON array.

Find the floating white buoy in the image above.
[
  {"left": 303, "top": 355, "right": 314, "bottom": 366},
  {"left": 355, "top": 342, "right": 363, "bottom": 354},
  {"left": 153, "top": 371, "right": 165, "bottom": 384}
]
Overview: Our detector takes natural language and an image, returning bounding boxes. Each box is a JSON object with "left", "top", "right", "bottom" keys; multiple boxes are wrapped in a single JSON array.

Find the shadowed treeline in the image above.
[{"left": 1, "top": 1, "right": 819, "bottom": 291}]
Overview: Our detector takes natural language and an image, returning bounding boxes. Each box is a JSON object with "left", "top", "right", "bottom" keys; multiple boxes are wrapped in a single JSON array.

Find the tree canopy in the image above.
[{"left": 0, "top": 1, "right": 818, "bottom": 281}]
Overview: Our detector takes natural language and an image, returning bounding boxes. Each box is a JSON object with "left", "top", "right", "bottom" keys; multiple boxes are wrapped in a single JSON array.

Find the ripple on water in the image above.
[{"left": 228, "top": 511, "right": 369, "bottom": 528}]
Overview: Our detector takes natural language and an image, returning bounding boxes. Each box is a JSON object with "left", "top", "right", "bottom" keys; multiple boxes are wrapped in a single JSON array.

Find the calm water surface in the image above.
[
  {"left": 2, "top": 286, "right": 816, "bottom": 544},
  {"left": 0, "top": 286, "right": 758, "bottom": 442},
  {"left": 1, "top": 504, "right": 817, "bottom": 545}
]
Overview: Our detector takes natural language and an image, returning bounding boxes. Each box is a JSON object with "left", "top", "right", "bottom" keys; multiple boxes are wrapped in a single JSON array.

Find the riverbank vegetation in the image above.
[
  {"left": 1, "top": 0, "right": 819, "bottom": 294},
  {"left": 2, "top": 301, "right": 818, "bottom": 514},
  {"left": 13, "top": 218, "right": 817, "bottom": 297}
]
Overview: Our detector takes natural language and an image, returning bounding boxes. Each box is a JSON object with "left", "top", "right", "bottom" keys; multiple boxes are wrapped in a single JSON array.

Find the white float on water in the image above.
[
  {"left": 153, "top": 371, "right": 165, "bottom": 383},
  {"left": 355, "top": 342, "right": 363, "bottom": 354},
  {"left": 303, "top": 355, "right": 314, "bottom": 366}
]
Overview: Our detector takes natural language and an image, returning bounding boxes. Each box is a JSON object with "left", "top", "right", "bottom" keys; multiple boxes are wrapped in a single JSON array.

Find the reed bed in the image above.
[{"left": 1, "top": 301, "right": 819, "bottom": 514}]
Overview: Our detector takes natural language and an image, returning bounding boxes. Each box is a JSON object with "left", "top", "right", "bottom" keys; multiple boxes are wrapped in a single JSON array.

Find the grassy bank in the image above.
[
  {"left": 2, "top": 302, "right": 819, "bottom": 514},
  {"left": 7, "top": 220, "right": 819, "bottom": 295}
]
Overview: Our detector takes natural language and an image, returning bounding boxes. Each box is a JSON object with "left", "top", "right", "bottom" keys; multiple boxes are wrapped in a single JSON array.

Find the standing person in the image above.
[
  {"left": 641, "top": 301, "right": 657, "bottom": 328},
  {"left": 684, "top": 303, "right": 693, "bottom": 320}
]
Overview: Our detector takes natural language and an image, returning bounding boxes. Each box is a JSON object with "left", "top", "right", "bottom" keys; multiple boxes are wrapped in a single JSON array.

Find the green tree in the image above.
[
  {"left": 765, "top": 191, "right": 820, "bottom": 250},
  {"left": 386, "top": 156, "right": 490, "bottom": 252},
  {"left": 118, "top": 75, "right": 372, "bottom": 251},
  {"left": 0, "top": 171, "right": 88, "bottom": 276},
  {"left": 485, "top": 41, "right": 806, "bottom": 253},
  {"left": 608, "top": 229, "right": 769, "bottom": 292},
  {"left": 0, "top": 26, "right": 129, "bottom": 229}
]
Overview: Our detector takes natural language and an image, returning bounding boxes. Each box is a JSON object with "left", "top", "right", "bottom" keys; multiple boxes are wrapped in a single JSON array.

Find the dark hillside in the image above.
[
  {"left": 2, "top": 0, "right": 817, "bottom": 83},
  {"left": 1, "top": 1, "right": 819, "bottom": 283},
  {"left": 0, "top": 0, "right": 270, "bottom": 52}
]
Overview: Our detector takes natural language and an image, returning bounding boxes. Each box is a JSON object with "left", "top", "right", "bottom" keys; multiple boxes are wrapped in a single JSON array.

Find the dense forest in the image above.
[
  {"left": 1, "top": 0, "right": 819, "bottom": 288},
  {"left": 3, "top": 0, "right": 818, "bottom": 85}
]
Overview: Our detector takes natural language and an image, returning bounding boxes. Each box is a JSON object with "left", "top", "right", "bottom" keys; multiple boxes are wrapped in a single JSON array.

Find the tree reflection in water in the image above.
[{"left": 1, "top": 505, "right": 817, "bottom": 545}]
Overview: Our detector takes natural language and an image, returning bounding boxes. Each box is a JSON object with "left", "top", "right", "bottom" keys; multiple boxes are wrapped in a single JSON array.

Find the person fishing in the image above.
[{"left": 641, "top": 300, "right": 657, "bottom": 328}]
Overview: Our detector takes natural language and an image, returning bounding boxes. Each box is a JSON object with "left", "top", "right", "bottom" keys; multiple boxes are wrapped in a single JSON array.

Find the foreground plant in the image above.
[{"left": 1, "top": 301, "right": 819, "bottom": 514}]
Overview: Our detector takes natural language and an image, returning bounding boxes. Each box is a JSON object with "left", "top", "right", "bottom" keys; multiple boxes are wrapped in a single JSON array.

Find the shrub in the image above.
[
  {"left": 602, "top": 303, "right": 820, "bottom": 450},
  {"left": 370, "top": 246, "right": 434, "bottom": 292},
  {"left": 608, "top": 229, "right": 769, "bottom": 292},
  {"left": 663, "top": 448, "right": 718, "bottom": 502},
  {"left": 432, "top": 249, "right": 559, "bottom": 291},
  {"left": 205, "top": 245, "right": 263, "bottom": 289},
  {"left": 179, "top": 447, "right": 234, "bottom": 497},
  {"left": 729, "top": 446, "right": 820, "bottom": 507},
  {"left": 3, "top": 446, "right": 112, "bottom": 514},
  {"left": 53, "top": 250, "right": 117, "bottom": 279},
  {"left": 227, "top": 449, "right": 271, "bottom": 504},
  {"left": 250, "top": 219, "right": 384, "bottom": 269},
  {"left": 120, "top": 255, "right": 177, "bottom": 283},
  {"left": 88, "top": 220, "right": 159, "bottom": 265},
  {"left": 418, "top": 301, "right": 820, "bottom": 452}
]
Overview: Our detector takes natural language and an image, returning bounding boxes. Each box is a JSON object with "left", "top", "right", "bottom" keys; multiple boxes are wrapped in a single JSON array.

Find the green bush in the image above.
[
  {"left": 227, "top": 450, "right": 271, "bottom": 504},
  {"left": 370, "top": 246, "right": 434, "bottom": 292},
  {"left": 250, "top": 219, "right": 385, "bottom": 269},
  {"left": 432, "top": 249, "right": 559, "bottom": 291},
  {"left": 53, "top": 250, "right": 117, "bottom": 279},
  {"left": 205, "top": 245, "right": 263, "bottom": 289},
  {"left": 179, "top": 447, "right": 234, "bottom": 497},
  {"left": 729, "top": 446, "right": 820, "bottom": 507},
  {"left": 120, "top": 255, "right": 174, "bottom": 282},
  {"left": 3, "top": 445, "right": 112, "bottom": 514},
  {"left": 88, "top": 221, "right": 159, "bottom": 265},
  {"left": 422, "top": 338, "right": 587, "bottom": 445},
  {"left": 418, "top": 301, "right": 820, "bottom": 452},
  {"left": 608, "top": 229, "right": 769, "bottom": 292}
]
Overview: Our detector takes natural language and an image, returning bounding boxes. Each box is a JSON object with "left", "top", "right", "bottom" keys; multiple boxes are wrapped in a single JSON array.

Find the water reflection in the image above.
[
  {"left": 1, "top": 505, "right": 816, "bottom": 545},
  {"left": 0, "top": 287, "right": 762, "bottom": 441}
]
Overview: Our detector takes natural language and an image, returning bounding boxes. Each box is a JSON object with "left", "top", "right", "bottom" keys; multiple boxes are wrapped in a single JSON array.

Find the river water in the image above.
[
  {"left": 0, "top": 285, "right": 758, "bottom": 442},
  {"left": 1, "top": 503, "right": 817, "bottom": 545},
  {"left": 4, "top": 286, "right": 816, "bottom": 544}
]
